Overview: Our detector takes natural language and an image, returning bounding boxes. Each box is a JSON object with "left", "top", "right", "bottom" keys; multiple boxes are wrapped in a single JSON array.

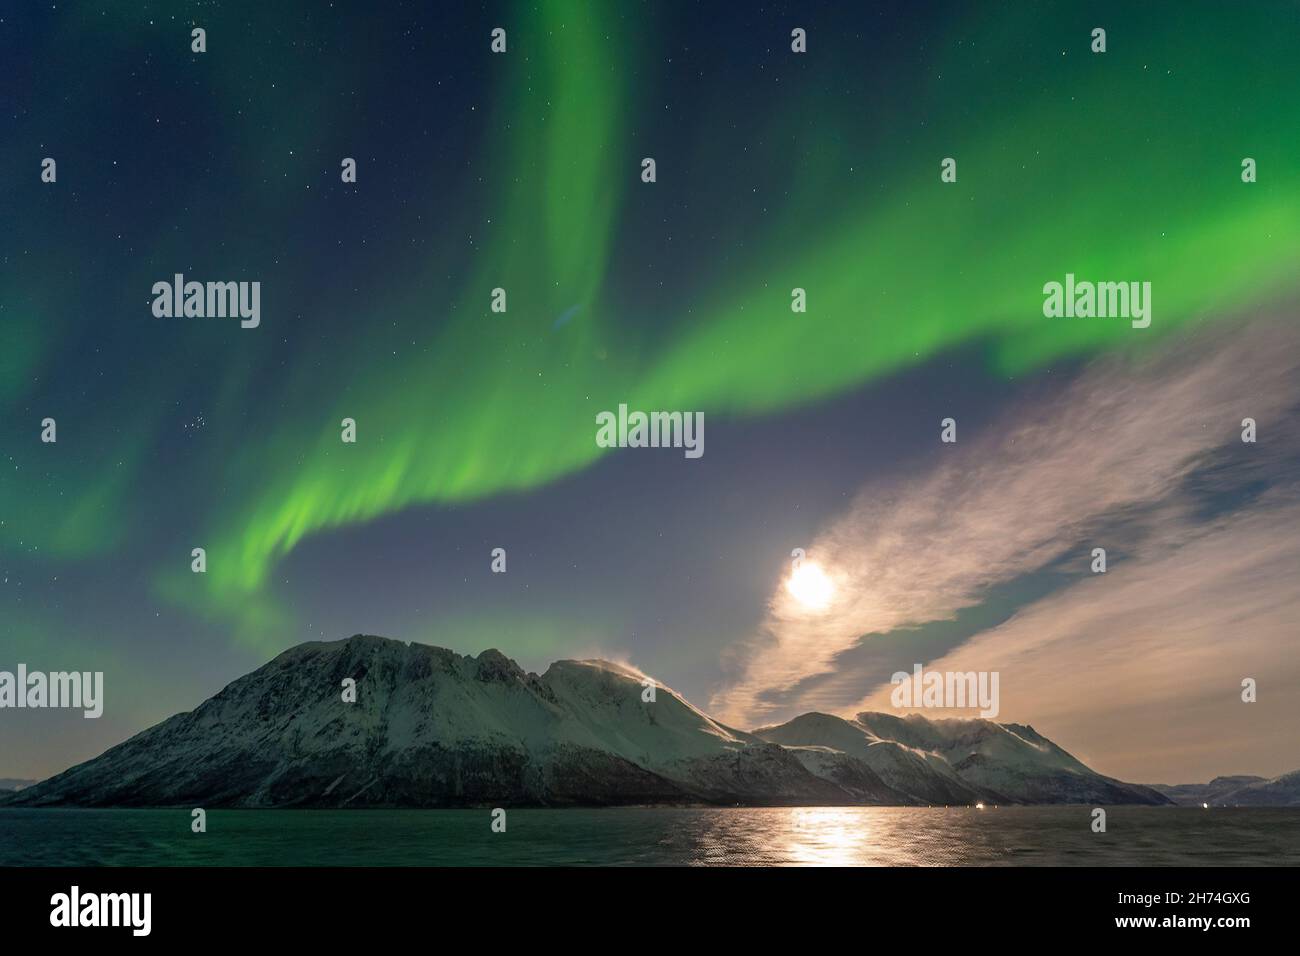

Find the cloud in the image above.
[
  {"left": 850, "top": 491, "right": 1300, "bottom": 782},
  {"left": 711, "top": 316, "right": 1300, "bottom": 754}
]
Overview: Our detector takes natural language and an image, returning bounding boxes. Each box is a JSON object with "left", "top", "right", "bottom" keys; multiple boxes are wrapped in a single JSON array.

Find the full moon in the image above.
[{"left": 787, "top": 561, "right": 834, "bottom": 610}]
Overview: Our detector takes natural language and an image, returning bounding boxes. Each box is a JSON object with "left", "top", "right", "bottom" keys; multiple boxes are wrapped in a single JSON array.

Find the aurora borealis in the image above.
[{"left": 2, "top": 0, "right": 1299, "bottom": 783}]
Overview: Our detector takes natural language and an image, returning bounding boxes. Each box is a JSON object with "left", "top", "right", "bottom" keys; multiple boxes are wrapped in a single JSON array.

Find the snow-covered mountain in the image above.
[
  {"left": 756, "top": 712, "right": 1170, "bottom": 806},
  {"left": 4, "top": 635, "right": 1168, "bottom": 808}
]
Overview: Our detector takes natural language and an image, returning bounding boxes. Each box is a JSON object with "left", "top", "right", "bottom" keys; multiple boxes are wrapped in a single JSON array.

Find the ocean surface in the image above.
[{"left": 2, "top": 806, "right": 1297, "bottom": 866}]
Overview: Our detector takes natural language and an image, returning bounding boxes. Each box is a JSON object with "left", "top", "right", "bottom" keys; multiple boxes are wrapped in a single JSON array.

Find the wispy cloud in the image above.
[
  {"left": 851, "top": 492, "right": 1300, "bottom": 781},
  {"left": 711, "top": 316, "right": 1300, "bottom": 778}
]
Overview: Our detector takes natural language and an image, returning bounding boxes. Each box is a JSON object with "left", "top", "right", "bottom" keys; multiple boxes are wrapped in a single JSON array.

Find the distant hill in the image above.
[
  {"left": 1151, "top": 772, "right": 1300, "bottom": 807},
  {"left": 4, "top": 635, "right": 1171, "bottom": 808}
]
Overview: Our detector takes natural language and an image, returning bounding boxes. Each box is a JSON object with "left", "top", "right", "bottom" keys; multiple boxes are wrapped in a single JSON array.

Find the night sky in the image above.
[{"left": 3, "top": 1, "right": 1298, "bottom": 784}]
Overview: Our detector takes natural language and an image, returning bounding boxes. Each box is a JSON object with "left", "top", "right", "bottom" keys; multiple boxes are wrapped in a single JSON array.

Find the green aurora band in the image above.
[{"left": 3, "top": 1, "right": 1297, "bottom": 648}]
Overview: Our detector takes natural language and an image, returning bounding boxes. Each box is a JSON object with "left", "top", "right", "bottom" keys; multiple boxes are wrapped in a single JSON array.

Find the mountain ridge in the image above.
[{"left": 3, "top": 634, "right": 1174, "bottom": 808}]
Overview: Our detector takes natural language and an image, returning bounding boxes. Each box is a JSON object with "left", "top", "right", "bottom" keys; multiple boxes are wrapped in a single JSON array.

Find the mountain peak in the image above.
[
  {"left": 544, "top": 657, "right": 647, "bottom": 681},
  {"left": 472, "top": 647, "right": 526, "bottom": 683}
]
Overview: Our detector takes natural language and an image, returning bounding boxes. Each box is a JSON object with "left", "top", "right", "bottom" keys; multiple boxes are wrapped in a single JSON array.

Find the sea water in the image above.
[{"left": 1, "top": 806, "right": 1297, "bottom": 867}]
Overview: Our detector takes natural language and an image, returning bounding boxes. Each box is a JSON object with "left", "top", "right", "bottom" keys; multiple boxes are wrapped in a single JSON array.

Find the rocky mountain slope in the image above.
[{"left": 4, "top": 635, "right": 1169, "bottom": 808}]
